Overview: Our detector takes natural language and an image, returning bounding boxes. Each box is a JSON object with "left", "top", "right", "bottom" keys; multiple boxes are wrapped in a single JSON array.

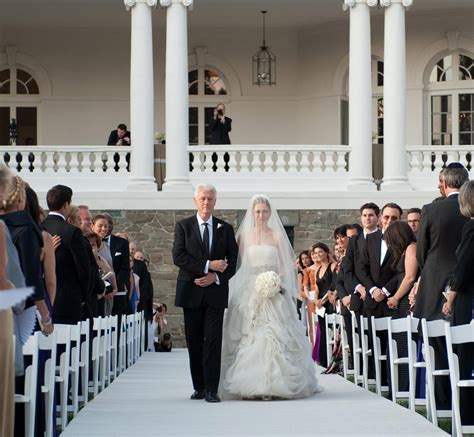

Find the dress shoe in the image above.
[
  {"left": 190, "top": 390, "right": 205, "bottom": 400},
  {"left": 205, "top": 392, "right": 221, "bottom": 403}
]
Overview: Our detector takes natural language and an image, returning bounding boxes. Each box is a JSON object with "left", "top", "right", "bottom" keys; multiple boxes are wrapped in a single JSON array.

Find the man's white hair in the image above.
[{"left": 194, "top": 183, "right": 217, "bottom": 198}]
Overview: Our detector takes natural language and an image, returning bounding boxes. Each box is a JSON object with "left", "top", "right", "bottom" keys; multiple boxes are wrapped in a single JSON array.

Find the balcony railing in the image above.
[
  {"left": 0, "top": 146, "right": 130, "bottom": 192},
  {"left": 0, "top": 144, "right": 471, "bottom": 194}
]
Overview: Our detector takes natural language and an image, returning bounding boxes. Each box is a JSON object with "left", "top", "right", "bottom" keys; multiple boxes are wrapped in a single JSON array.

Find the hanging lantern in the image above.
[{"left": 252, "top": 11, "right": 276, "bottom": 86}]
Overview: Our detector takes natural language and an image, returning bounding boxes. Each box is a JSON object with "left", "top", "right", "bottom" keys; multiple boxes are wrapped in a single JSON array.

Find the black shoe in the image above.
[
  {"left": 190, "top": 390, "right": 205, "bottom": 400},
  {"left": 205, "top": 392, "right": 221, "bottom": 403}
]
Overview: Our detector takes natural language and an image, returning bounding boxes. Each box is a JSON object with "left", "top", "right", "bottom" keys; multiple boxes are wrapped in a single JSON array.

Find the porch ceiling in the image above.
[{"left": 0, "top": 0, "right": 472, "bottom": 30}]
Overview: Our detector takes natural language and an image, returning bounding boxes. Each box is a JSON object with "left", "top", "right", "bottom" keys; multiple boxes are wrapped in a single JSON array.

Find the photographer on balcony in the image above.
[
  {"left": 210, "top": 104, "right": 232, "bottom": 172},
  {"left": 107, "top": 123, "right": 131, "bottom": 146}
]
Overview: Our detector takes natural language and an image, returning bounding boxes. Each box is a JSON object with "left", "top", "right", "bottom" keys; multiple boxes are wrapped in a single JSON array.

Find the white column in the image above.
[
  {"left": 381, "top": 0, "right": 412, "bottom": 189},
  {"left": 160, "top": 0, "right": 193, "bottom": 192},
  {"left": 125, "top": 0, "right": 157, "bottom": 191},
  {"left": 344, "top": 0, "right": 377, "bottom": 190}
]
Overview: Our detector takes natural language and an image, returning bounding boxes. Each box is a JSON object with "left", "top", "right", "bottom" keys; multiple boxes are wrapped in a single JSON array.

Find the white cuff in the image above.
[
  {"left": 382, "top": 287, "right": 390, "bottom": 298},
  {"left": 215, "top": 273, "right": 220, "bottom": 285},
  {"left": 204, "top": 260, "right": 210, "bottom": 274},
  {"left": 369, "top": 286, "right": 377, "bottom": 296}
]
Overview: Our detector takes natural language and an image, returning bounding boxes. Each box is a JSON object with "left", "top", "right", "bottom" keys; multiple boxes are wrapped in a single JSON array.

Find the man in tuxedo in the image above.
[
  {"left": 172, "top": 184, "right": 238, "bottom": 403},
  {"left": 102, "top": 213, "right": 131, "bottom": 316},
  {"left": 358, "top": 203, "right": 402, "bottom": 387},
  {"left": 335, "top": 223, "right": 362, "bottom": 363},
  {"left": 43, "top": 185, "right": 92, "bottom": 324},
  {"left": 347, "top": 203, "right": 380, "bottom": 320},
  {"left": 414, "top": 163, "right": 469, "bottom": 411}
]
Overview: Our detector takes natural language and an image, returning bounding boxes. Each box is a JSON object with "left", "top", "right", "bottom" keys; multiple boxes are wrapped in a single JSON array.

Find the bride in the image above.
[{"left": 220, "top": 194, "right": 320, "bottom": 399}]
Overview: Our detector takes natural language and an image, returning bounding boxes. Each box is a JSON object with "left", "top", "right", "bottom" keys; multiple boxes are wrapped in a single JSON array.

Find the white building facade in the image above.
[{"left": 0, "top": 0, "right": 473, "bottom": 209}]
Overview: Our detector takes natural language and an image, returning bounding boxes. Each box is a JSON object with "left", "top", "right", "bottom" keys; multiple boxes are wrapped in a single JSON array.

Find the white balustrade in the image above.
[
  {"left": 0, "top": 144, "right": 471, "bottom": 196},
  {"left": 406, "top": 146, "right": 473, "bottom": 190},
  {"left": 0, "top": 146, "right": 131, "bottom": 193}
]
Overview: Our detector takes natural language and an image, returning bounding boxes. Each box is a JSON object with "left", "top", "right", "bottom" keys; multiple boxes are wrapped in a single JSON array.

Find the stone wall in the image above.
[{"left": 108, "top": 208, "right": 360, "bottom": 345}]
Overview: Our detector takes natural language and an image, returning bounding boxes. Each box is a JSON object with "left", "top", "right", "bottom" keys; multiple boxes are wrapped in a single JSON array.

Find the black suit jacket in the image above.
[
  {"left": 172, "top": 215, "right": 238, "bottom": 308},
  {"left": 134, "top": 259, "right": 154, "bottom": 322},
  {"left": 451, "top": 220, "right": 474, "bottom": 325},
  {"left": 107, "top": 130, "right": 131, "bottom": 146},
  {"left": 359, "top": 229, "right": 398, "bottom": 311},
  {"left": 415, "top": 194, "right": 469, "bottom": 320},
  {"left": 210, "top": 117, "right": 232, "bottom": 145},
  {"left": 43, "top": 215, "right": 92, "bottom": 323},
  {"left": 109, "top": 235, "right": 130, "bottom": 292}
]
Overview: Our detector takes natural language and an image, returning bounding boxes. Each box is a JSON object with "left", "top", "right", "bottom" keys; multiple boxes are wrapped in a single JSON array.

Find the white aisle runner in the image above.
[{"left": 63, "top": 349, "right": 446, "bottom": 436}]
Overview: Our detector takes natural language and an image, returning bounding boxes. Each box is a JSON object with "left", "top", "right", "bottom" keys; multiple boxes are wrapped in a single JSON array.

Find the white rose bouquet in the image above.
[{"left": 255, "top": 271, "right": 281, "bottom": 299}]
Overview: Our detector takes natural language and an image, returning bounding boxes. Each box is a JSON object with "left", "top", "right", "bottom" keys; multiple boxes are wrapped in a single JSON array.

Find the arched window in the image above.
[
  {"left": 188, "top": 67, "right": 229, "bottom": 145},
  {"left": 426, "top": 52, "right": 474, "bottom": 145},
  {"left": 0, "top": 66, "right": 40, "bottom": 145}
]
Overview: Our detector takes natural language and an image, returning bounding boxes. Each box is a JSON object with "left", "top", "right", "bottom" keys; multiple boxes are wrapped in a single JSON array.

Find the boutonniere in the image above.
[{"left": 217, "top": 223, "right": 224, "bottom": 230}]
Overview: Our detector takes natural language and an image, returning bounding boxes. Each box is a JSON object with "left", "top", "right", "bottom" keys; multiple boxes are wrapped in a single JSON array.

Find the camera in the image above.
[{"left": 216, "top": 109, "right": 224, "bottom": 117}]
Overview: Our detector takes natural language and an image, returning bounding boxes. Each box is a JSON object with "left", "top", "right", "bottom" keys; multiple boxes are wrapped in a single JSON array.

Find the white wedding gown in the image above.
[{"left": 220, "top": 244, "right": 320, "bottom": 399}]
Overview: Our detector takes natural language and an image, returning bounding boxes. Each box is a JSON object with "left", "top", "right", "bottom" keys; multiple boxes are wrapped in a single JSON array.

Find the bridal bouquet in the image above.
[{"left": 255, "top": 271, "right": 281, "bottom": 299}]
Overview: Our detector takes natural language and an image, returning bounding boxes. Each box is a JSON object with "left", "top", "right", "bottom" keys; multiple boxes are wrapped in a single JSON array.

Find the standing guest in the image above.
[
  {"left": 335, "top": 223, "right": 362, "bottom": 363},
  {"left": 102, "top": 213, "right": 131, "bottom": 316},
  {"left": 78, "top": 205, "right": 93, "bottom": 233},
  {"left": 406, "top": 208, "right": 421, "bottom": 238},
  {"left": 384, "top": 221, "right": 419, "bottom": 392},
  {"left": 415, "top": 162, "right": 469, "bottom": 412},
  {"left": 24, "top": 185, "right": 57, "bottom": 307},
  {"left": 442, "top": 180, "right": 474, "bottom": 426},
  {"left": 172, "top": 183, "right": 238, "bottom": 402},
  {"left": 303, "top": 244, "right": 322, "bottom": 348},
  {"left": 107, "top": 123, "right": 131, "bottom": 146},
  {"left": 347, "top": 203, "right": 380, "bottom": 317},
  {"left": 359, "top": 203, "right": 402, "bottom": 388},
  {"left": 43, "top": 185, "right": 92, "bottom": 324},
  {"left": 312, "top": 242, "right": 336, "bottom": 367},
  {"left": 66, "top": 205, "right": 81, "bottom": 228},
  {"left": 91, "top": 215, "right": 115, "bottom": 315},
  {"left": 297, "top": 250, "right": 312, "bottom": 321},
  {"left": 0, "top": 166, "right": 52, "bottom": 334}
]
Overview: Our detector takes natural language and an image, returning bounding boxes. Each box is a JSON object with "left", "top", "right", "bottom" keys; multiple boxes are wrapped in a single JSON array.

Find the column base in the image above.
[
  {"left": 161, "top": 180, "right": 194, "bottom": 193},
  {"left": 381, "top": 178, "right": 413, "bottom": 191},
  {"left": 127, "top": 177, "right": 158, "bottom": 191},
  {"left": 347, "top": 178, "right": 378, "bottom": 191}
]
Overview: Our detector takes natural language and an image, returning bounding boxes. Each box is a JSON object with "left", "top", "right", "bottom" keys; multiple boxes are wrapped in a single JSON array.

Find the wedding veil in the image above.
[{"left": 231, "top": 194, "right": 298, "bottom": 301}]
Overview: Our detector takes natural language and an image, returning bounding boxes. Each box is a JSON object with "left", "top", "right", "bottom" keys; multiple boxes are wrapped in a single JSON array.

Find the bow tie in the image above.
[{"left": 102, "top": 238, "right": 109, "bottom": 242}]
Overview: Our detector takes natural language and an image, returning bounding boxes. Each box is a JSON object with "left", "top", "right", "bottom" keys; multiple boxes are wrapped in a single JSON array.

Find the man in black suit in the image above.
[
  {"left": 348, "top": 203, "right": 380, "bottom": 319},
  {"left": 102, "top": 213, "right": 131, "bottom": 316},
  {"left": 414, "top": 163, "right": 469, "bottom": 411},
  {"left": 358, "top": 203, "right": 402, "bottom": 387},
  {"left": 210, "top": 104, "right": 232, "bottom": 145},
  {"left": 172, "top": 183, "right": 238, "bottom": 403},
  {"left": 107, "top": 123, "right": 131, "bottom": 146},
  {"left": 43, "top": 185, "right": 92, "bottom": 324},
  {"left": 335, "top": 223, "right": 362, "bottom": 363}
]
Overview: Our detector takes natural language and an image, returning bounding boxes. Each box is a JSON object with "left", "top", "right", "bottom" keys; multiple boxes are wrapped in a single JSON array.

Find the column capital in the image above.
[
  {"left": 379, "top": 0, "right": 413, "bottom": 7},
  {"left": 124, "top": 0, "right": 158, "bottom": 11},
  {"left": 160, "top": 0, "right": 193, "bottom": 8},
  {"left": 343, "top": 0, "right": 378, "bottom": 10}
]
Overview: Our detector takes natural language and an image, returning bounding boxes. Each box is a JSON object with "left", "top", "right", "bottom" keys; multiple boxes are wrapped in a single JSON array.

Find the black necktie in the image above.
[{"left": 203, "top": 223, "right": 210, "bottom": 259}]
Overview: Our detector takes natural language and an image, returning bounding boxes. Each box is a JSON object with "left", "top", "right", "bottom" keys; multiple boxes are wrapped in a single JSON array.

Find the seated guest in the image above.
[
  {"left": 43, "top": 185, "right": 92, "bottom": 324},
  {"left": 107, "top": 123, "right": 130, "bottom": 146}
]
